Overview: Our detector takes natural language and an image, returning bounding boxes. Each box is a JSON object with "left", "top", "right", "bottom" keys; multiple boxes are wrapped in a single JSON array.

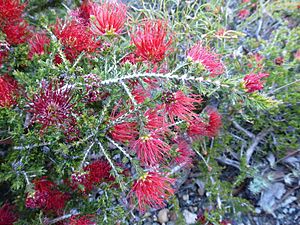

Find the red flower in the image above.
[
  {"left": 109, "top": 106, "right": 139, "bottom": 143},
  {"left": 131, "top": 83, "right": 150, "bottom": 104},
  {"left": 187, "top": 117, "right": 207, "bottom": 138},
  {"left": 90, "top": 0, "right": 127, "bottom": 35},
  {"left": 2, "top": 19, "right": 30, "bottom": 45},
  {"left": 0, "top": 0, "right": 26, "bottom": 24},
  {"left": 162, "top": 91, "right": 202, "bottom": 123},
  {"left": 187, "top": 42, "right": 224, "bottom": 77},
  {"left": 0, "top": 74, "right": 19, "bottom": 108},
  {"left": 71, "top": 0, "right": 93, "bottom": 25},
  {"left": 172, "top": 138, "right": 194, "bottom": 167},
  {"left": 25, "top": 177, "right": 69, "bottom": 215},
  {"left": 69, "top": 215, "right": 96, "bottom": 225},
  {"left": 238, "top": 9, "right": 250, "bottom": 19},
  {"left": 130, "top": 133, "right": 170, "bottom": 166},
  {"left": 274, "top": 56, "right": 284, "bottom": 65},
  {"left": 28, "top": 81, "right": 79, "bottom": 140},
  {"left": 53, "top": 19, "right": 99, "bottom": 62},
  {"left": 243, "top": 72, "right": 269, "bottom": 93},
  {"left": 131, "top": 19, "right": 172, "bottom": 62},
  {"left": 205, "top": 109, "right": 222, "bottom": 137},
  {"left": 0, "top": 203, "right": 18, "bottom": 225},
  {"left": 130, "top": 171, "right": 175, "bottom": 212},
  {"left": 28, "top": 33, "right": 51, "bottom": 59},
  {"left": 144, "top": 109, "right": 165, "bottom": 130}
]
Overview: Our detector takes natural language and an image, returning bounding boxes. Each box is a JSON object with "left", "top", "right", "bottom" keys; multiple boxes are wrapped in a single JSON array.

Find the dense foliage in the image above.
[{"left": 0, "top": 0, "right": 299, "bottom": 224}]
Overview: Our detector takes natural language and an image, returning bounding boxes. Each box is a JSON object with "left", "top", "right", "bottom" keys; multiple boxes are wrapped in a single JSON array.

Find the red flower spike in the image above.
[
  {"left": 130, "top": 171, "right": 175, "bottom": 212},
  {"left": 187, "top": 42, "right": 224, "bottom": 77},
  {"left": 162, "top": 90, "right": 202, "bottom": 123},
  {"left": 69, "top": 215, "right": 96, "bottom": 225},
  {"left": 187, "top": 117, "right": 207, "bottom": 138},
  {"left": 243, "top": 72, "right": 269, "bottom": 93},
  {"left": 131, "top": 83, "right": 150, "bottom": 104},
  {"left": 0, "top": 203, "right": 18, "bottom": 225},
  {"left": 53, "top": 19, "right": 99, "bottom": 62},
  {"left": 130, "top": 133, "right": 170, "bottom": 166},
  {"left": 238, "top": 9, "right": 250, "bottom": 19},
  {"left": 90, "top": 0, "right": 127, "bottom": 35},
  {"left": 83, "top": 159, "right": 115, "bottom": 184},
  {"left": 172, "top": 138, "right": 195, "bottom": 167},
  {"left": 70, "top": 172, "right": 92, "bottom": 193},
  {"left": 25, "top": 177, "right": 70, "bottom": 215},
  {"left": 144, "top": 109, "right": 165, "bottom": 130},
  {"left": 28, "top": 33, "right": 51, "bottom": 59},
  {"left": 71, "top": 0, "right": 93, "bottom": 26},
  {"left": 0, "top": 74, "right": 19, "bottom": 108},
  {"left": 205, "top": 109, "right": 222, "bottom": 137},
  {"left": 28, "top": 81, "right": 79, "bottom": 140},
  {"left": 2, "top": 19, "right": 30, "bottom": 45},
  {"left": 0, "top": 0, "right": 26, "bottom": 24},
  {"left": 131, "top": 19, "right": 172, "bottom": 62}
]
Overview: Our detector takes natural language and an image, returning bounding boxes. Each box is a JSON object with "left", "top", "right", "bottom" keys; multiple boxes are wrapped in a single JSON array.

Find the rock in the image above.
[
  {"left": 182, "top": 194, "right": 189, "bottom": 201},
  {"left": 158, "top": 209, "right": 169, "bottom": 224},
  {"left": 183, "top": 209, "right": 197, "bottom": 224}
]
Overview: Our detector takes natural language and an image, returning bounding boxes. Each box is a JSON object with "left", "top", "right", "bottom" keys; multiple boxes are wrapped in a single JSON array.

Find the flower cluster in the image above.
[
  {"left": 243, "top": 72, "right": 269, "bottom": 93},
  {"left": 28, "top": 33, "right": 51, "bottom": 59},
  {"left": 0, "top": 74, "right": 19, "bottom": 108},
  {"left": 130, "top": 172, "right": 175, "bottom": 212},
  {"left": 28, "top": 81, "right": 79, "bottom": 141},
  {"left": 131, "top": 19, "right": 172, "bottom": 63},
  {"left": 69, "top": 215, "right": 96, "bottom": 225},
  {"left": 25, "top": 177, "right": 70, "bottom": 215},
  {"left": 0, "top": 203, "right": 18, "bottom": 225},
  {"left": 90, "top": 0, "right": 127, "bottom": 35},
  {"left": 70, "top": 159, "right": 114, "bottom": 193}
]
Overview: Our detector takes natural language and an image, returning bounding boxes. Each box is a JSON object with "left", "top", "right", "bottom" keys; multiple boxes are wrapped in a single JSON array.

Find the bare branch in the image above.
[{"left": 232, "top": 120, "right": 255, "bottom": 138}]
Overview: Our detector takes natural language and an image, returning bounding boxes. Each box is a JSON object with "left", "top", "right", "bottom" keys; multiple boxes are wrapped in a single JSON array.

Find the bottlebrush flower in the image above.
[
  {"left": 171, "top": 138, "right": 194, "bottom": 167},
  {"left": 130, "top": 133, "right": 170, "bottom": 166},
  {"left": 243, "top": 72, "right": 269, "bottom": 93},
  {"left": 131, "top": 83, "right": 150, "bottom": 104},
  {"left": 53, "top": 19, "right": 99, "bottom": 62},
  {"left": 187, "top": 42, "right": 224, "bottom": 77},
  {"left": 25, "top": 177, "right": 69, "bottom": 215},
  {"left": 28, "top": 81, "right": 79, "bottom": 140},
  {"left": 28, "top": 33, "right": 51, "bottom": 59},
  {"left": 238, "top": 9, "right": 250, "bottom": 19},
  {"left": 0, "top": 203, "right": 18, "bottom": 225},
  {"left": 187, "top": 117, "right": 207, "bottom": 138},
  {"left": 0, "top": 0, "right": 26, "bottom": 24},
  {"left": 2, "top": 19, "right": 30, "bottom": 45},
  {"left": 144, "top": 109, "right": 165, "bottom": 130},
  {"left": 72, "top": 0, "right": 93, "bottom": 25},
  {"left": 131, "top": 19, "right": 172, "bottom": 62},
  {"left": 109, "top": 106, "right": 139, "bottom": 143},
  {"left": 162, "top": 91, "right": 202, "bottom": 123},
  {"left": 0, "top": 74, "right": 19, "bottom": 108},
  {"left": 205, "top": 109, "right": 222, "bottom": 137},
  {"left": 69, "top": 215, "right": 96, "bottom": 225},
  {"left": 90, "top": 0, "right": 127, "bottom": 35},
  {"left": 130, "top": 171, "right": 175, "bottom": 212}
]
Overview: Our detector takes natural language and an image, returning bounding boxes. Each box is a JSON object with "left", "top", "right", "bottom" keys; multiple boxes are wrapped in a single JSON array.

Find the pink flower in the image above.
[
  {"left": 28, "top": 81, "right": 79, "bottom": 140},
  {"left": 187, "top": 42, "right": 224, "bottom": 77},
  {"left": 0, "top": 74, "right": 19, "bottom": 108},
  {"left": 238, "top": 9, "right": 250, "bottom": 19},
  {"left": 130, "top": 133, "right": 170, "bottom": 166},
  {"left": 162, "top": 91, "right": 202, "bottom": 123},
  {"left": 0, "top": 203, "right": 18, "bottom": 225},
  {"left": 28, "top": 33, "right": 50, "bottom": 59},
  {"left": 53, "top": 19, "right": 99, "bottom": 62},
  {"left": 244, "top": 72, "right": 269, "bottom": 93},
  {"left": 72, "top": 0, "right": 93, "bottom": 25},
  {"left": 130, "top": 171, "right": 175, "bottom": 212},
  {"left": 131, "top": 19, "right": 172, "bottom": 62},
  {"left": 90, "top": 0, "right": 127, "bottom": 35},
  {"left": 144, "top": 109, "right": 165, "bottom": 130}
]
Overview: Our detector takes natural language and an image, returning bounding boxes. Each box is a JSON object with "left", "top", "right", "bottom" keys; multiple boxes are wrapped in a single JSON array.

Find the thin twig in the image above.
[
  {"left": 105, "top": 136, "right": 132, "bottom": 160},
  {"left": 216, "top": 156, "right": 241, "bottom": 170},
  {"left": 232, "top": 120, "right": 255, "bottom": 138},
  {"left": 79, "top": 142, "right": 95, "bottom": 169},
  {"left": 246, "top": 128, "right": 272, "bottom": 164},
  {"left": 47, "top": 213, "right": 79, "bottom": 225}
]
